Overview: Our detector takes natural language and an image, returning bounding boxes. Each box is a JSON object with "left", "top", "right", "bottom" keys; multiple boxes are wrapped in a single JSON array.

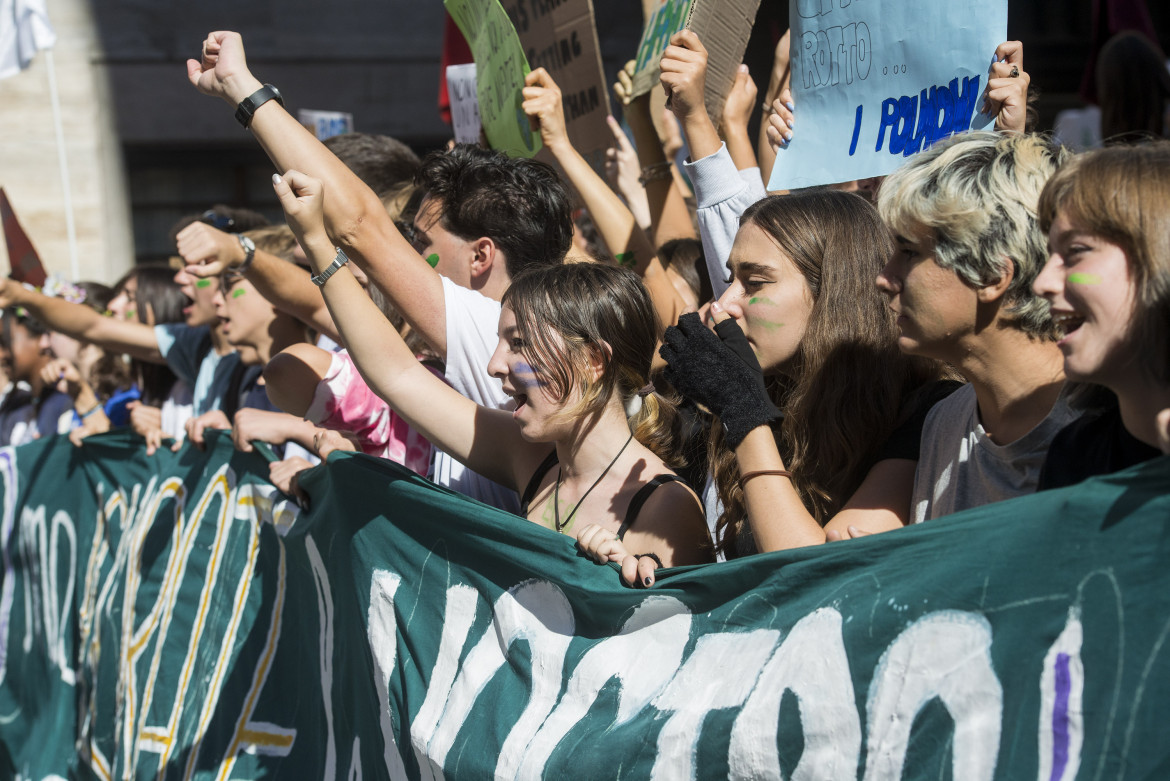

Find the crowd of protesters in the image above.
[{"left": 0, "top": 21, "right": 1167, "bottom": 588}]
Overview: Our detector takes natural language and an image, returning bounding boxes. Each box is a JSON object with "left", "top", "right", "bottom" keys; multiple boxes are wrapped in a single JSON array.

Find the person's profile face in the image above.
[
  {"left": 410, "top": 197, "right": 478, "bottom": 288},
  {"left": 1035, "top": 210, "right": 1138, "bottom": 390},
  {"left": 876, "top": 225, "right": 977, "bottom": 362},
  {"left": 717, "top": 223, "right": 814, "bottom": 377}
]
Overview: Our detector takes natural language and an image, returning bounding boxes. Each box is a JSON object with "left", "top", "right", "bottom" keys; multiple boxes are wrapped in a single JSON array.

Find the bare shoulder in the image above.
[{"left": 624, "top": 475, "right": 712, "bottom": 566}]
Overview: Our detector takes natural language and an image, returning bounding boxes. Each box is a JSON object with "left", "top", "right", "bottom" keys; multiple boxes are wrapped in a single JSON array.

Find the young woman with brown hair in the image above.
[
  {"left": 581, "top": 190, "right": 949, "bottom": 579},
  {"left": 273, "top": 169, "right": 712, "bottom": 582},
  {"left": 1033, "top": 141, "right": 1170, "bottom": 484}
]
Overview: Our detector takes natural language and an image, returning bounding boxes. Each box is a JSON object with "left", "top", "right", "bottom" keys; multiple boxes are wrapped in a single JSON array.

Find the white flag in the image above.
[{"left": 0, "top": 0, "right": 56, "bottom": 80}]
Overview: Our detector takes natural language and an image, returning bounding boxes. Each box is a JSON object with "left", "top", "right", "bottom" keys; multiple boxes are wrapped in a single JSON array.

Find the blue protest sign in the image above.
[{"left": 768, "top": 0, "right": 1007, "bottom": 190}]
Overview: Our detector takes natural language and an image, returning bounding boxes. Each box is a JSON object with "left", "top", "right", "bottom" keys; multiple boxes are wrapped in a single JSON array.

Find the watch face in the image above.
[{"left": 240, "top": 236, "right": 256, "bottom": 252}]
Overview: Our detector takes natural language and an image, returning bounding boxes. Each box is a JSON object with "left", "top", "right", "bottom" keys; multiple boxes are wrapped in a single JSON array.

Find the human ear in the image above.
[
  {"left": 469, "top": 237, "right": 497, "bottom": 280},
  {"left": 976, "top": 256, "right": 1016, "bottom": 304},
  {"left": 586, "top": 341, "right": 612, "bottom": 382}
]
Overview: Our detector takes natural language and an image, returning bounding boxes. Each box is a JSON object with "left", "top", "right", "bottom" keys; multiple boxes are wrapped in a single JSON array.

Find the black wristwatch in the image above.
[
  {"left": 235, "top": 84, "right": 283, "bottom": 129},
  {"left": 235, "top": 234, "right": 256, "bottom": 273}
]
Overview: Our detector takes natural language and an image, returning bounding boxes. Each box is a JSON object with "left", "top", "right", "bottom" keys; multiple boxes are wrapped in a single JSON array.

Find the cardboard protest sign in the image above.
[
  {"left": 0, "top": 187, "right": 47, "bottom": 286},
  {"left": 630, "top": 0, "right": 762, "bottom": 124},
  {"left": 5, "top": 427, "right": 1170, "bottom": 778},
  {"left": 445, "top": 0, "right": 541, "bottom": 159},
  {"left": 500, "top": 0, "right": 612, "bottom": 179},
  {"left": 297, "top": 108, "right": 354, "bottom": 141},
  {"left": 446, "top": 64, "right": 482, "bottom": 144},
  {"left": 768, "top": 0, "right": 1006, "bottom": 190}
]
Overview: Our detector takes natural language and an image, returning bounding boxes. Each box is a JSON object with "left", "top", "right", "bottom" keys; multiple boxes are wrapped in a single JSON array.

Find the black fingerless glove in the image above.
[{"left": 659, "top": 312, "right": 782, "bottom": 448}]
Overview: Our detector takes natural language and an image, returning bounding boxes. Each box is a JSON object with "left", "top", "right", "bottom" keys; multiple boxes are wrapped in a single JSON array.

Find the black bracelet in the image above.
[{"left": 635, "top": 552, "right": 663, "bottom": 569}]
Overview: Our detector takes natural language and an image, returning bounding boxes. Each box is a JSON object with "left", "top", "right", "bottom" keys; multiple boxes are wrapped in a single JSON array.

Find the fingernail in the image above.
[
  {"left": 711, "top": 300, "right": 722, "bottom": 313},
  {"left": 783, "top": 130, "right": 792, "bottom": 141},
  {"left": 272, "top": 173, "right": 282, "bottom": 185},
  {"left": 785, "top": 101, "right": 794, "bottom": 111},
  {"left": 785, "top": 118, "right": 793, "bottom": 130},
  {"left": 643, "top": 576, "right": 653, "bottom": 586},
  {"left": 739, "top": 64, "right": 749, "bottom": 74}
]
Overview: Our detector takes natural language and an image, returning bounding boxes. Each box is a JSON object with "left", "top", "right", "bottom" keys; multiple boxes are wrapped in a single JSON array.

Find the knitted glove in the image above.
[{"left": 659, "top": 312, "right": 781, "bottom": 448}]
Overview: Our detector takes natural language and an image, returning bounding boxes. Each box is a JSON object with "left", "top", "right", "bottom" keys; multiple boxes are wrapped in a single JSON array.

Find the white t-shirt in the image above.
[
  {"left": 436, "top": 276, "right": 520, "bottom": 513},
  {"left": 911, "top": 384, "right": 1078, "bottom": 523}
]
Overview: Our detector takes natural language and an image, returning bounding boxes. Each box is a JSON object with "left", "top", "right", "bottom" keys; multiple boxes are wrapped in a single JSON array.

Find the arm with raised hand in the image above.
[
  {"left": 721, "top": 64, "right": 760, "bottom": 173},
  {"left": 0, "top": 279, "right": 164, "bottom": 363},
  {"left": 662, "top": 31, "right": 766, "bottom": 299},
  {"left": 983, "top": 41, "right": 1030, "bottom": 134},
  {"left": 271, "top": 169, "right": 528, "bottom": 490},
  {"left": 176, "top": 221, "right": 340, "bottom": 343},
  {"left": 604, "top": 115, "right": 653, "bottom": 235},
  {"left": 185, "top": 31, "right": 449, "bottom": 356},
  {"left": 614, "top": 61, "right": 696, "bottom": 244},
  {"left": 522, "top": 68, "right": 686, "bottom": 330},
  {"left": 757, "top": 30, "right": 792, "bottom": 184}
]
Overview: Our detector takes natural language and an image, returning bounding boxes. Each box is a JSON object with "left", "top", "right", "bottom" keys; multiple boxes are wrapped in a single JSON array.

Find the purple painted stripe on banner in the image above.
[{"left": 1050, "top": 651, "right": 1072, "bottom": 781}]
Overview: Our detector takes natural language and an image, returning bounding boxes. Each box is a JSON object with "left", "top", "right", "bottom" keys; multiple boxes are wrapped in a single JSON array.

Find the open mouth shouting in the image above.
[{"left": 1050, "top": 310, "right": 1085, "bottom": 340}]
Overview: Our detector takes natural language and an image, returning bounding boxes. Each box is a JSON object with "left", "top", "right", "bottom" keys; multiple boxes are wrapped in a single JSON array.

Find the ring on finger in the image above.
[{"left": 1009, "top": 65, "right": 1019, "bottom": 78}]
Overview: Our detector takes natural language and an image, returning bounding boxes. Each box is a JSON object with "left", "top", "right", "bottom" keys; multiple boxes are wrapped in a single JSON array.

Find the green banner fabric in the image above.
[
  {"left": 444, "top": 0, "right": 541, "bottom": 159},
  {"left": 1, "top": 430, "right": 1170, "bottom": 778}
]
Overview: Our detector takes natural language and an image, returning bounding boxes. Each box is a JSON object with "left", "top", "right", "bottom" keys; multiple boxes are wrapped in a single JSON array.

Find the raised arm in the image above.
[
  {"left": 176, "top": 221, "right": 340, "bottom": 343},
  {"left": 614, "top": 61, "right": 696, "bottom": 244},
  {"left": 0, "top": 280, "right": 163, "bottom": 363},
  {"left": 271, "top": 169, "right": 531, "bottom": 490},
  {"left": 984, "top": 41, "right": 1030, "bottom": 134},
  {"left": 522, "top": 68, "right": 687, "bottom": 330},
  {"left": 186, "top": 31, "right": 450, "bottom": 357},
  {"left": 721, "top": 64, "right": 761, "bottom": 173}
]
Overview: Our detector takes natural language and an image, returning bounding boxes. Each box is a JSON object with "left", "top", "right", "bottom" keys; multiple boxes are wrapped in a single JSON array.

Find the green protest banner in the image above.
[
  {"left": 445, "top": 0, "right": 541, "bottom": 159},
  {"left": 2, "top": 430, "right": 1170, "bottom": 777}
]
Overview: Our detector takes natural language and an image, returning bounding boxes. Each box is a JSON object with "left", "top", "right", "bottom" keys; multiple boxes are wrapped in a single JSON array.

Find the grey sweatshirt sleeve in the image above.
[{"left": 682, "top": 143, "right": 767, "bottom": 299}]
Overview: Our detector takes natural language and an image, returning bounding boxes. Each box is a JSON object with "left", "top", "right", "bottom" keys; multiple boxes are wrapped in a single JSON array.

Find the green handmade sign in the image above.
[
  {"left": 445, "top": 0, "right": 541, "bottom": 158},
  {"left": 1, "top": 430, "right": 1170, "bottom": 778}
]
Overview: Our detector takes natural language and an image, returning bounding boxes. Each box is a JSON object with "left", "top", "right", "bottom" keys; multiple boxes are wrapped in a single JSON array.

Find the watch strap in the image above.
[
  {"left": 235, "top": 235, "right": 256, "bottom": 273},
  {"left": 235, "top": 84, "right": 283, "bottom": 129},
  {"left": 311, "top": 248, "right": 350, "bottom": 287}
]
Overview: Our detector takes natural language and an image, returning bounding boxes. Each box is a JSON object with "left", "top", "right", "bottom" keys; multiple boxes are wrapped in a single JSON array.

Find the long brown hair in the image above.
[
  {"left": 503, "top": 263, "right": 682, "bottom": 465},
  {"left": 712, "top": 191, "right": 942, "bottom": 556}
]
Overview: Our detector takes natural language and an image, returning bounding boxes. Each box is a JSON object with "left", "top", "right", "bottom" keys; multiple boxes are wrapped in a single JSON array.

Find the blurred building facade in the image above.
[{"left": 0, "top": 0, "right": 1166, "bottom": 281}]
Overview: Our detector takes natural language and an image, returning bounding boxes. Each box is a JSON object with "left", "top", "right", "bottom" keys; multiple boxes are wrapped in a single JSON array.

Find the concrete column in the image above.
[{"left": 0, "top": 0, "right": 133, "bottom": 287}]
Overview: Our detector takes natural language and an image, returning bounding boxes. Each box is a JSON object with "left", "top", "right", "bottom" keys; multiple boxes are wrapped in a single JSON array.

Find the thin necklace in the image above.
[{"left": 553, "top": 431, "right": 634, "bottom": 533}]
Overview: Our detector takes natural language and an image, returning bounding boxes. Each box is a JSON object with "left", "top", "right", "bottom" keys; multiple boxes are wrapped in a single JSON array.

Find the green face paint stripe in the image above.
[
  {"left": 195, "top": 279, "right": 212, "bottom": 289},
  {"left": 615, "top": 252, "right": 636, "bottom": 269},
  {"left": 1068, "top": 273, "right": 1102, "bottom": 285},
  {"left": 748, "top": 297, "right": 780, "bottom": 306},
  {"left": 746, "top": 317, "right": 785, "bottom": 331},
  {"left": 425, "top": 254, "right": 440, "bottom": 268},
  {"left": 232, "top": 288, "right": 247, "bottom": 299}
]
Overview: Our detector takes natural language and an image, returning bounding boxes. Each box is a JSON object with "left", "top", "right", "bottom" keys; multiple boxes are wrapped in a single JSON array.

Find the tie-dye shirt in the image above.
[{"left": 304, "top": 350, "right": 436, "bottom": 476}]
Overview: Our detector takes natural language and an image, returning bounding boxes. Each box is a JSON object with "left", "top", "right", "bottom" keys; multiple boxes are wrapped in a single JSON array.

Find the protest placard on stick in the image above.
[
  {"left": 499, "top": 0, "right": 612, "bottom": 179},
  {"left": 445, "top": 0, "right": 541, "bottom": 158},
  {"left": 768, "top": 0, "right": 1007, "bottom": 190},
  {"left": 630, "top": 0, "right": 762, "bottom": 124}
]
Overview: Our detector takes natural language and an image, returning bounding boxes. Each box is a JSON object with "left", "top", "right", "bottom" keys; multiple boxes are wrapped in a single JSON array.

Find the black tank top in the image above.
[{"left": 518, "top": 449, "right": 686, "bottom": 538}]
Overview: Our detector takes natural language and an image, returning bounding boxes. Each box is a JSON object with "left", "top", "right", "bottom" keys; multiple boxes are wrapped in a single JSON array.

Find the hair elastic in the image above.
[{"left": 624, "top": 383, "right": 656, "bottom": 418}]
